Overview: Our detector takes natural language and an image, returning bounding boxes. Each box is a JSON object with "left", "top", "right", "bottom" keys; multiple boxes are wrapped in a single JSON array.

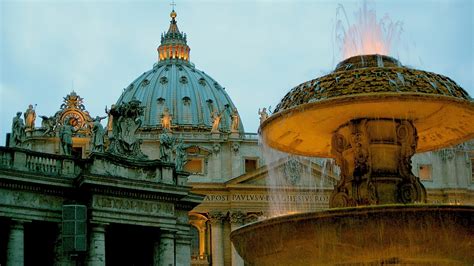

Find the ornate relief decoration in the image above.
[
  {"left": 283, "top": 157, "right": 304, "bottom": 185},
  {"left": 40, "top": 91, "right": 94, "bottom": 137},
  {"left": 208, "top": 211, "right": 226, "bottom": 224},
  {"left": 229, "top": 211, "right": 245, "bottom": 225}
]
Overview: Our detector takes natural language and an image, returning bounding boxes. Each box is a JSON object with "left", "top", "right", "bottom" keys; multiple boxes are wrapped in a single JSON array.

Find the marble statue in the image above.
[
  {"left": 161, "top": 107, "right": 172, "bottom": 130},
  {"left": 24, "top": 104, "right": 36, "bottom": 130},
  {"left": 91, "top": 116, "right": 106, "bottom": 153},
  {"left": 258, "top": 107, "right": 270, "bottom": 124},
  {"left": 107, "top": 99, "right": 147, "bottom": 159},
  {"left": 105, "top": 104, "right": 115, "bottom": 132},
  {"left": 159, "top": 130, "right": 174, "bottom": 162},
  {"left": 211, "top": 110, "right": 222, "bottom": 133},
  {"left": 231, "top": 108, "right": 239, "bottom": 133},
  {"left": 174, "top": 138, "right": 188, "bottom": 171},
  {"left": 11, "top": 112, "right": 26, "bottom": 147},
  {"left": 59, "top": 118, "right": 74, "bottom": 155}
]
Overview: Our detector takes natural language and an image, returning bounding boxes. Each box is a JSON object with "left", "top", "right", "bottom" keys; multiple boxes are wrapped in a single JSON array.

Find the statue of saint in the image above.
[
  {"left": 91, "top": 116, "right": 106, "bottom": 153},
  {"left": 105, "top": 104, "right": 115, "bottom": 132},
  {"left": 59, "top": 118, "right": 74, "bottom": 155},
  {"left": 174, "top": 138, "right": 188, "bottom": 171},
  {"left": 11, "top": 112, "right": 26, "bottom": 147},
  {"left": 159, "top": 130, "right": 174, "bottom": 162},
  {"left": 161, "top": 107, "right": 172, "bottom": 130},
  {"left": 258, "top": 107, "right": 270, "bottom": 124},
  {"left": 231, "top": 108, "right": 240, "bottom": 133},
  {"left": 211, "top": 110, "right": 222, "bottom": 133},
  {"left": 24, "top": 104, "right": 36, "bottom": 130}
]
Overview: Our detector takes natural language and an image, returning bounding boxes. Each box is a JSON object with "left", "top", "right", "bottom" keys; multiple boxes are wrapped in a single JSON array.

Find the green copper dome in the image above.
[{"left": 116, "top": 11, "right": 243, "bottom": 133}]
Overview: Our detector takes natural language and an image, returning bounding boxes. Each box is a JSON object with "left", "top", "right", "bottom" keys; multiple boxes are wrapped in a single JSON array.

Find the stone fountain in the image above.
[{"left": 231, "top": 54, "right": 474, "bottom": 265}]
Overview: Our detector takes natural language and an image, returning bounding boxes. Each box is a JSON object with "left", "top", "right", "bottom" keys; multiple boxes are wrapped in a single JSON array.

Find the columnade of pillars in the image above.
[{"left": 4, "top": 220, "right": 191, "bottom": 266}]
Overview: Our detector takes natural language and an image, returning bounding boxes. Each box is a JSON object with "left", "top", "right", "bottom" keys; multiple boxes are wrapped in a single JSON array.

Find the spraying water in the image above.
[
  {"left": 335, "top": 1, "right": 403, "bottom": 59},
  {"left": 261, "top": 137, "right": 338, "bottom": 218}
]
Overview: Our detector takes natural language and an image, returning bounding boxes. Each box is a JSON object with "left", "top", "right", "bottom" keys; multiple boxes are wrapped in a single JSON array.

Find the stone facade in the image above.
[
  {"left": 0, "top": 146, "right": 201, "bottom": 266},
  {"left": 1, "top": 9, "right": 473, "bottom": 266}
]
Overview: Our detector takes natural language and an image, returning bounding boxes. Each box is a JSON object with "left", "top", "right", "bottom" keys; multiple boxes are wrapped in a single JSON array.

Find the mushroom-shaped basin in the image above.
[{"left": 261, "top": 55, "right": 474, "bottom": 157}]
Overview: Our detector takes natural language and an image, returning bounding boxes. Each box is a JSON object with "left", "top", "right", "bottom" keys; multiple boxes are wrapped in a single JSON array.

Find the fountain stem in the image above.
[{"left": 330, "top": 118, "right": 426, "bottom": 207}]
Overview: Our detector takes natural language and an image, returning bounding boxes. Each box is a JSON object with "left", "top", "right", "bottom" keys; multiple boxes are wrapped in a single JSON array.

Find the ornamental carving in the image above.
[
  {"left": 208, "top": 211, "right": 226, "bottom": 224},
  {"left": 40, "top": 91, "right": 94, "bottom": 137},
  {"left": 107, "top": 98, "right": 147, "bottom": 159},
  {"left": 275, "top": 66, "right": 470, "bottom": 113},
  {"left": 329, "top": 119, "right": 426, "bottom": 207},
  {"left": 229, "top": 211, "right": 245, "bottom": 224},
  {"left": 283, "top": 157, "right": 303, "bottom": 185}
]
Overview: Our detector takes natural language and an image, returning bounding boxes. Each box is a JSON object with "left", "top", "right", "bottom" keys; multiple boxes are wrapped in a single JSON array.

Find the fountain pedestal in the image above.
[{"left": 330, "top": 119, "right": 426, "bottom": 207}]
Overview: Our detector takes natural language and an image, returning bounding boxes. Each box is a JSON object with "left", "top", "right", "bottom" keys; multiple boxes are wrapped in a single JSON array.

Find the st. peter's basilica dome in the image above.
[{"left": 116, "top": 10, "right": 244, "bottom": 133}]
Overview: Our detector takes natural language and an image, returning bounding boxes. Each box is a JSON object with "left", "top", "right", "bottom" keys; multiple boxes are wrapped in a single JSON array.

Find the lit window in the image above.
[
  {"left": 418, "top": 164, "right": 432, "bottom": 181},
  {"left": 184, "top": 158, "right": 204, "bottom": 174}
]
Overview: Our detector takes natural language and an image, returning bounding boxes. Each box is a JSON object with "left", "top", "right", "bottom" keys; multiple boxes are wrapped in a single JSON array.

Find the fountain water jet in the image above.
[{"left": 231, "top": 54, "right": 474, "bottom": 264}]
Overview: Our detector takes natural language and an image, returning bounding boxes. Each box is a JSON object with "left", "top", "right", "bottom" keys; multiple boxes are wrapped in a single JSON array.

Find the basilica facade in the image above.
[{"left": 1, "top": 10, "right": 473, "bottom": 266}]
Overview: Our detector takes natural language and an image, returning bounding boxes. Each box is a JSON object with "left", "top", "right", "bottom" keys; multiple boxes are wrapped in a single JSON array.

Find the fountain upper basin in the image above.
[
  {"left": 261, "top": 55, "right": 474, "bottom": 157},
  {"left": 231, "top": 205, "right": 474, "bottom": 265}
]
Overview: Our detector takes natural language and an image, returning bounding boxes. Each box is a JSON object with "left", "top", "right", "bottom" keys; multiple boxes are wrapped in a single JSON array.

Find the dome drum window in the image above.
[
  {"left": 141, "top": 79, "right": 150, "bottom": 87},
  {"left": 182, "top": 97, "right": 191, "bottom": 106},
  {"left": 160, "top": 77, "right": 168, "bottom": 84},
  {"left": 198, "top": 78, "right": 206, "bottom": 86},
  {"left": 180, "top": 76, "right": 188, "bottom": 84}
]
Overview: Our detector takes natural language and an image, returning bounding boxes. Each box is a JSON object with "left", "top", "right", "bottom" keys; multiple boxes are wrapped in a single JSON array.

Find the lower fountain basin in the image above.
[{"left": 230, "top": 205, "right": 473, "bottom": 265}]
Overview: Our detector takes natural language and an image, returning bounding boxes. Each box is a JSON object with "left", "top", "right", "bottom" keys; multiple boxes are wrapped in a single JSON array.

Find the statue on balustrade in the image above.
[
  {"left": 159, "top": 130, "right": 174, "bottom": 163},
  {"left": 91, "top": 116, "right": 107, "bottom": 153},
  {"left": 107, "top": 99, "right": 147, "bottom": 159},
  {"left": 59, "top": 117, "right": 74, "bottom": 156},
  {"left": 161, "top": 107, "right": 172, "bottom": 131},
  {"left": 211, "top": 110, "right": 223, "bottom": 133},
  {"left": 105, "top": 104, "right": 115, "bottom": 132},
  {"left": 24, "top": 104, "right": 36, "bottom": 130},
  {"left": 11, "top": 112, "right": 26, "bottom": 147},
  {"left": 258, "top": 106, "right": 271, "bottom": 124},
  {"left": 230, "top": 108, "right": 240, "bottom": 133},
  {"left": 174, "top": 138, "right": 188, "bottom": 171}
]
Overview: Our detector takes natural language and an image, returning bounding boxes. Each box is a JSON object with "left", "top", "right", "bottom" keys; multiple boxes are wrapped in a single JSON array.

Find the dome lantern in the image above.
[{"left": 157, "top": 9, "right": 190, "bottom": 62}]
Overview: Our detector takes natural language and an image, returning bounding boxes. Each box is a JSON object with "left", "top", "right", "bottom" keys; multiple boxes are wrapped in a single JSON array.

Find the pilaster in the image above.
[
  {"left": 230, "top": 211, "right": 245, "bottom": 266},
  {"left": 208, "top": 211, "right": 226, "bottom": 266}
]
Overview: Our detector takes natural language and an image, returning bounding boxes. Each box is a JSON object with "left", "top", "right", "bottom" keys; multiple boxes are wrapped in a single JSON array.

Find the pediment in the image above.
[{"left": 226, "top": 158, "right": 339, "bottom": 189}]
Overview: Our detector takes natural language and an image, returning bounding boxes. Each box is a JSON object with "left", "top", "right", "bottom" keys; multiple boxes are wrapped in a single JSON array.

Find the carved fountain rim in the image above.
[{"left": 260, "top": 93, "right": 474, "bottom": 157}]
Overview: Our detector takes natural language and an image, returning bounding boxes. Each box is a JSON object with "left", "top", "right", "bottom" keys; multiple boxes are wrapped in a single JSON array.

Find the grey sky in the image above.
[{"left": 1, "top": 0, "right": 473, "bottom": 145}]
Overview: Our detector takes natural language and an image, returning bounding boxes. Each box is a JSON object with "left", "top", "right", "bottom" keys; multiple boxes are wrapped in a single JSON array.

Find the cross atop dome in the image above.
[{"left": 157, "top": 5, "right": 190, "bottom": 62}]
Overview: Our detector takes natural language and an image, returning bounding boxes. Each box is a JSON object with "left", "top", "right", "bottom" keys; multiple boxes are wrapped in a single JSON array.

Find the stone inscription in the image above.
[
  {"left": 93, "top": 195, "right": 174, "bottom": 216},
  {"left": 205, "top": 194, "right": 329, "bottom": 203}
]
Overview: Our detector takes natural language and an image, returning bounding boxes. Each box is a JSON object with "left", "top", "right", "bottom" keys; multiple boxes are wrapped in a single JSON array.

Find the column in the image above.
[
  {"left": 198, "top": 227, "right": 207, "bottom": 260},
  {"left": 175, "top": 233, "right": 191, "bottom": 266},
  {"left": 87, "top": 223, "right": 106, "bottom": 266},
  {"left": 154, "top": 230, "right": 175, "bottom": 266},
  {"left": 7, "top": 220, "right": 26, "bottom": 266},
  {"left": 230, "top": 211, "right": 245, "bottom": 266},
  {"left": 208, "top": 211, "right": 225, "bottom": 266}
]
